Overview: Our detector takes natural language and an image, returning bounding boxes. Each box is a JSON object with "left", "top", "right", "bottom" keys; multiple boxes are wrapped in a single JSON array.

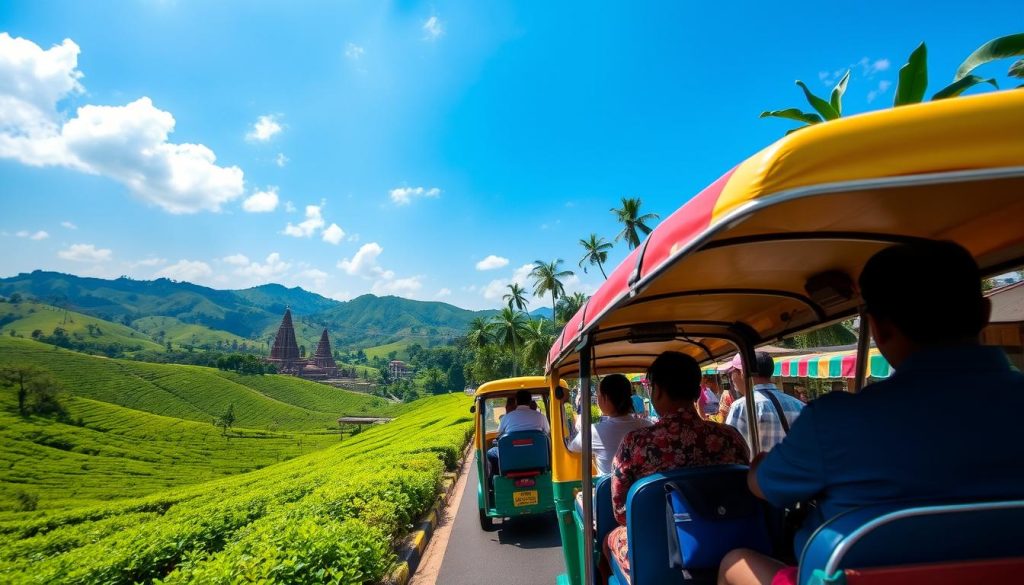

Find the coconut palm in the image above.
[
  {"left": 530, "top": 259, "right": 574, "bottom": 322},
  {"left": 466, "top": 316, "right": 493, "bottom": 349},
  {"left": 578, "top": 233, "right": 612, "bottom": 279},
  {"left": 611, "top": 197, "right": 660, "bottom": 249},
  {"left": 489, "top": 307, "right": 528, "bottom": 376},
  {"left": 503, "top": 283, "right": 530, "bottom": 312},
  {"left": 556, "top": 291, "right": 589, "bottom": 325},
  {"left": 521, "top": 318, "right": 555, "bottom": 373}
]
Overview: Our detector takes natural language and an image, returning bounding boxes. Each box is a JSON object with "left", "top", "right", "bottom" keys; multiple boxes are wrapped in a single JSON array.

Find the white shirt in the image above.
[
  {"left": 497, "top": 405, "right": 550, "bottom": 436},
  {"left": 725, "top": 383, "right": 804, "bottom": 454},
  {"left": 567, "top": 415, "right": 653, "bottom": 475}
]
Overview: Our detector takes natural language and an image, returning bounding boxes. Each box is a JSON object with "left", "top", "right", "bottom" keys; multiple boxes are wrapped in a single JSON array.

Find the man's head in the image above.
[
  {"left": 514, "top": 389, "right": 532, "bottom": 407},
  {"left": 646, "top": 351, "right": 701, "bottom": 415},
  {"left": 859, "top": 240, "right": 989, "bottom": 367},
  {"left": 727, "top": 351, "right": 774, "bottom": 395}
]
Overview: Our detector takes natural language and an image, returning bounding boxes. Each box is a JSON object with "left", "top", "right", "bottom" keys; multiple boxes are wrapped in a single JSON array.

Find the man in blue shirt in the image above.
[{"left": 719, "top": 240, "right": 1024, "bottom": 585}]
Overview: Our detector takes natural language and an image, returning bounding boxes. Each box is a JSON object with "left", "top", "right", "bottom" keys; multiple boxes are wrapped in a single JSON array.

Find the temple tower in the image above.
[
  {"left": 268, "top": 308, "right": 302, "bottom": 371},
  {"left": 310, "top": 329, "right": 338, "bottom": 377}
]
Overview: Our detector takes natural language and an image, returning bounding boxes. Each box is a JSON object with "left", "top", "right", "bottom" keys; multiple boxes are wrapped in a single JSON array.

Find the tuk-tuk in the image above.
[
  {"left": 543, "top": 90, "right": 1024, "bottom": 584},
  {"left": 472, "top": 376, "right": 563, "bottom": 529}
]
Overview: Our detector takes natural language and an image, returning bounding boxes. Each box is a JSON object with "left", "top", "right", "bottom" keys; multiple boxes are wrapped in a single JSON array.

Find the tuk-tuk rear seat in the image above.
[
  {"left": 496, "top": 430, "right": 550, "bottom": 475},
  {"left": 798, "top": 499, "right": 1024, "bottom": 585}
]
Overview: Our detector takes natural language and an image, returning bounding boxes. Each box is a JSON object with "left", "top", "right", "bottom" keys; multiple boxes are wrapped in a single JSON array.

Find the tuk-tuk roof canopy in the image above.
[
  {"left": 474, "top": 376, "right": 566, "bottom": 397},
  {"left": 548, "top": 90, "right": 1024, "bottom": 376}
]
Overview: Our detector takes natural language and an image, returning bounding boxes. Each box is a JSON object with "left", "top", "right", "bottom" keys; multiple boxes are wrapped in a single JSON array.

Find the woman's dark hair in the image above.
[
  {"left": 514, "top": 389, "right": 533, "bottom": 407},
  {"left": 859, "top": 240, "right": 986, "bottom": 344},
  {"left": 598, "top": 374, "right": 634, "bottom": 415},
  {"left": 647, "top": 351, "right": 702, "bottom": 402}
]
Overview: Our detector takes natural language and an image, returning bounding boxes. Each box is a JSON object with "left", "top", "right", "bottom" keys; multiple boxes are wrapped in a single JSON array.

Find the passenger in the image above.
[
  {"left": 717, "top": 383, "right": 735, "bottom": 422},
  {"left": 724, "top": 352, "right": 804, "bottom": 454},
  {"left": 719, "top": 241, "right": 1024, "bottom": 585},
  {"left": 606, "top": 351, "right": 749, "bottom": 582},
  {"left": 630, "top": 386, "right": 647, "bottom": 420},
  {"left": 697, "top": 374, "right": 720, "bottom": 419},
  {"left": 486, "top": 390, "right": 549, "bottom": 480},
  {"left": 567, "top": 374, "right": 652, "bottom": 476}
]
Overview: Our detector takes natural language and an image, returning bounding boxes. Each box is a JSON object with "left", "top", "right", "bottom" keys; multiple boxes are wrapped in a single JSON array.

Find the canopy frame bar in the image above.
[{"left": 624, "top": 289, "right": 827, "bottom": 321}]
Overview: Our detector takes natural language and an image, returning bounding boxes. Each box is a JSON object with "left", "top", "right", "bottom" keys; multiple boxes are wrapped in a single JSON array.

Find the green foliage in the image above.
[
  {"left": 0, "top": 301, "right": 163, "bottom": 356},
  {"left": 610, "top": 197, "right": 660, "bottom": 250},
  {"left": 0, "top": 394, "right": 472, "bottom": 584},
  {"left": 932, "top": 75, "right": 998, "bottom": 100},
  {"left": 894, "top": 42, "right": 928, "bottom": 106},
  {"left": 215, "top": 353, "right": 275, "bottom": 375},
  {"left": 502, "top": 283, "right": 530, "bottom": 312},
  {"left": 796, "top": 81, "right": 840, "bottom": 120},
  {"left": 954, "top": 33, "right": 1024, "bottom": 81},
  {"left": 578, "top": 234, "right": 613, "bottom": 279}
]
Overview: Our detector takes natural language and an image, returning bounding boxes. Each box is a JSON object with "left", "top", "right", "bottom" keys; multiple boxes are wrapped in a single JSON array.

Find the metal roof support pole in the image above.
[
  {"left": 854, "top": 308, "right": 872, "bottom": 392},
  {"left": 740, "top": 341, "right": 761, "bottom": 457},
  {"left": 577, "top": 335, "right": 595, "bottom": 585}
]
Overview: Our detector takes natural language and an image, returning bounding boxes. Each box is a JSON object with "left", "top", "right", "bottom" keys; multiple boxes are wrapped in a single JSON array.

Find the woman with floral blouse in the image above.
[{"left": 604, "top": 351, "right": 749, "bottom": 583}]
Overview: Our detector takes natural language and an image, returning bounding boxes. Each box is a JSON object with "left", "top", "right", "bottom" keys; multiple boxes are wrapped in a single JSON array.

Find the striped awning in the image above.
[{"left": 774, "top": 348, "right": 892, "bottom": 379}]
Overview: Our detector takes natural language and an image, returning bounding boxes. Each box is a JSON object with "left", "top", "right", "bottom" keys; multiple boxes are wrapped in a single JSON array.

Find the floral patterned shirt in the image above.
[{"left": 611, "top": 406, "right": 749, "bottom": 524}]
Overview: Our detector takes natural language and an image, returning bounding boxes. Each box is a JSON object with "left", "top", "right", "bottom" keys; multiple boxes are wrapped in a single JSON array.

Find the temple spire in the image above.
[{"left": 269, "top": 308, "right": 300, "bottom": 361}]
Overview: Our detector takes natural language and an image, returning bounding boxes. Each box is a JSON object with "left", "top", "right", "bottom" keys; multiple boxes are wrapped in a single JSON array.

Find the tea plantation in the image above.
[{"left": 0, "top": 394, "right": 473, "bottom": 584}]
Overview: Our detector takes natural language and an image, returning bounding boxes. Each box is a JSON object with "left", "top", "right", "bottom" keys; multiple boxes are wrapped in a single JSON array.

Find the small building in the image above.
[{"left": 388, "top": 360, "right": 410, "bottom": 379}]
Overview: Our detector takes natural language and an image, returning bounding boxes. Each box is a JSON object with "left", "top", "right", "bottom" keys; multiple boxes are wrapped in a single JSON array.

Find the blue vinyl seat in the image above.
[{"left": 496, "top": 430, "right": 550, "bottom": 475}]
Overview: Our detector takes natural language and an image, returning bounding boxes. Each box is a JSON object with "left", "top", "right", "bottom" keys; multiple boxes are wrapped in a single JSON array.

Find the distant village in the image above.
[{"left": 265, "top": 308, "right": 410, "bottom": 383}]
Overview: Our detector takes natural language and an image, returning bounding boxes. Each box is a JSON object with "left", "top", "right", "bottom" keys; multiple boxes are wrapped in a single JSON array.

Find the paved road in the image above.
[{"left": 436, "top": 453, "right": 566, "bottom": 585}]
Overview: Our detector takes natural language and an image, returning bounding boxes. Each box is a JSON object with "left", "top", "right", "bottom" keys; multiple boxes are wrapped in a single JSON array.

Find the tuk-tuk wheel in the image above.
[{"left": 478, "top": 508, "right": 493, "bottom": 531}]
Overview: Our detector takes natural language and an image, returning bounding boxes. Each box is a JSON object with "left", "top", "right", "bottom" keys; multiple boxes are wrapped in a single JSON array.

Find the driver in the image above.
[{"left": 486, "top": 389, "right": 549, "bottom": 479}]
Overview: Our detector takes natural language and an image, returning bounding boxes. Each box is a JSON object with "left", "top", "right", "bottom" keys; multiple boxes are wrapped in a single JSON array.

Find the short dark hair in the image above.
[
  {"left": 859, "top": 241, "right": 986, "bottom": 344},
  {"left": 598, "top": 374, "right": 634, "bottom": 414},
  {"left": 514, "top": 389, "right": 533, "bottom": 407},
  {"left": 647, "top": 351, "right": 701, "bottom": 402},
  {"left": 753, "top": 351, "right": 774, "bottom": 378}
]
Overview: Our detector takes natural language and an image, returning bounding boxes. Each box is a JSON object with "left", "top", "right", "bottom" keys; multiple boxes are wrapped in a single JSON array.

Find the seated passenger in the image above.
[
  {"left": 719, "top": 240, "right": 1024, "bottom": 585},
  {"left": 607, "top": 351, "right": 749, "bottom": 582},
  {"left": 697, "top": 374, "right": 720, "bottom": 420},
  {"left": 725, "top": 352, "right": 804, "bottom": 453},
  {"left": 567, "top": 373, "right": 652, "bottom": 476},
  {"left": 486, "top": 389, "right": 550, "bottom": 478}
]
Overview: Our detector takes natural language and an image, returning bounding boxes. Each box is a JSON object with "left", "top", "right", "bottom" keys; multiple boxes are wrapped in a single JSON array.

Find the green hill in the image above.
[
  {"left": 0, "top": 301, "right": 163, "bottom": 354},
  {"left": 363, "top": 339, "right": 412, "bottom": 361},
  {"left": 131, "top": 315, "right": 251, "bottom": 349},
  {"left": 0, "top": 337, "right": 394, "bottom": 431}
]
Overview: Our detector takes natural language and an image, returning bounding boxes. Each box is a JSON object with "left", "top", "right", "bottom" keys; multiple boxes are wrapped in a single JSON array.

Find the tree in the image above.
[
  {"left": 530, "top": 259, "right": 575, "bottom": 320},
  {"left": 0, "top": 365, "right": 65, "bottom": 416},
  {"left": 489, "top": 307, "right": 529, "bottom": 376},
  {"left": 578, "top": 233, "right": 613, "bottom": 279},
  {"left": 611, "top": 197, "right": 659, "bottom": 250},
  {"left": 556, "top": 292, "right": 589, "bottom": 326},
  {"left": 423, "top": 367, "right": 447, "bottom": 395},
  {"left": 466, "top": 317, "right": 493, "bottom": 349},
  {"left": 9, "top": 293, "right": 22, "bottom": 304},
  {"left": 447, "top": 363, "right": 466, "bottom": 392},
  {"left": 521, "top": 319, "right": 555, "bottom": 374},
  {"left": 215, "top": 403, "right": 236, "bottom": 435},
  {"left": 503, "top": 283, "right": 530, "bottom": 312}
]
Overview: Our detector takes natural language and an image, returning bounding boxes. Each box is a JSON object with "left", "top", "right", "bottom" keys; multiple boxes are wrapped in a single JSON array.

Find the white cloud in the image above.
[
  {"left": 222, "top": 253, "right": 250, "bottom": 266},
  {"left": 246, "top": 114, "right": 282, "bottom": 142},
  {"left": 322, "top": 223, "right": 345, "bottom": 245},
  {"left": 296, "top": 268, "right": 328, "bottom": 289},
  {"left": 284, "top": 201, "right": 296, "bottom": 213},
  {"left": 283, "top": 204, "right": 325, "bottom": 237},
  {"left": 859, "top": 57, "right": 890, "bottom": 75},
  {"left": 436, "top": 288, "right": 452, "bottom": 298},
  {"left": 820, "top": 57, "right": 891, "bottom": 88},
  {"left": 866, "top": 80, "right": 893, "bottom": 103},
  {"left": 16, "top": 230, "right": 49, "bottom": 240},
  {"left": 483, "top": 263, "right": 534, "bottom": 301},
  {"left": 475, "top": 254, "right": 509, "bottom": 271},
  {"left": 337, "top": 242, "right": 390, "bottom": 278},
  {"left": 389, "top": 186, "right": 441, "bottom": 205},
  {"left": 155, "top": 259, "right": 212, "bottom": 282},
  {"left": 345, "top": 43, "right": 365, "bottom": 60},
  {"left": 275, "top": 152, "right": 288, "bottom": 167},
  {"left": 423, "top": 16, "right": 444, "bottom": 41},
  {"left": 233, "top": 252, "right": 289, "bottom": 280},
  {"left": 60, "top": 221, "right": 77, "bottom": 229},
  {"left": 372, "top": 275, "right": 423, "bottom": 298},
  {"left": 242, "top": 186, "right": 279, "bottom": 212},
  {"left": 132, "top": 257, "right": 166, "bottom": 267},
  {"left": 58, "top": 243, "right": 112, "bottom": 262},
  {"left": 0, "top": 35, "right": 246, "bottom": 214}
]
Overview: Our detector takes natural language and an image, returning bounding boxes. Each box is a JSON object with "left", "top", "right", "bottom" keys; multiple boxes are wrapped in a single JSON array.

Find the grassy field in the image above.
[
  {"left": 0, "top": 394, "right": 473, "bottom": 584},
  {"left": 0, "top": 337, "right": 394, "bottom": 432},
  {"left": 131, "top": 315, "right": 250, "bottom": 349},
  {"left": 363, "top": 339, "right": 412, "bottom": 361},
  {"left": 0, "top": 302, "right": 163, "bottom": 352}
]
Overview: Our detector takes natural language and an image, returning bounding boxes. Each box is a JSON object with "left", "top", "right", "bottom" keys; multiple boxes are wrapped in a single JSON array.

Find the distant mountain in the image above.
[
  {"left": 529, "top": 307, "right": 554, "bottom": 319},
  {"left": 0, "top": 271, "right": 488, "bottom": 350}
]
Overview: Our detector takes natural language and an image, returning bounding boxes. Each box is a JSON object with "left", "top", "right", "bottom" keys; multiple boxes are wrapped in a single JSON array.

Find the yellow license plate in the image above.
[{"left": 513, "top": 490, "right": 539, "bottom": 507}]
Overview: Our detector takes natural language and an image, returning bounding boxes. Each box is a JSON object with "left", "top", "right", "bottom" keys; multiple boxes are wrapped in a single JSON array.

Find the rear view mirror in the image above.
[{"left": 469, "top": 405, "right": 476, "bottom": 414}]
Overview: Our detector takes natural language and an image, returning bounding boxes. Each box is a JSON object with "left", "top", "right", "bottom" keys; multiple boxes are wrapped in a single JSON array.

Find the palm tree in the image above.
[
  {"left": 530, "top": 259, "right": 574, "bottom": 322},
  {"left": 503, "top": 283, "right": 530, "bottom": 312},
  {"left": 489, "top": 307, "right": 528, "bottom": 376},
  {"left": 556, "top": 291, "right": 589, "bottom": 325},
  {"left": 578, "top": 234, "right": 612, "bottom": 279},
  {"left": 521, "top": 318, "right": 555, "bottom": 373},
  {"left": 466, "top": 316, "right": 492, "bottom": 349},
  {"left": 611, "top": 196, "right": 660, "bottom": 249}
]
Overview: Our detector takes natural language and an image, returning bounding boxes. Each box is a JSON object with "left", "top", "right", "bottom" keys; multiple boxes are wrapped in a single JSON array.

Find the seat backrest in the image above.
[
  {"left": 496, "top": 430, "right": 550, "bottom": 474},
  {"left": 798, "top": 500, "right": 1024, "bottom": 585},
  {"left": 626, "top": 465, "right": 756, "bottom": 584},
  {"left": 594, "top": 475, "right": 617, "bottom": 549}
]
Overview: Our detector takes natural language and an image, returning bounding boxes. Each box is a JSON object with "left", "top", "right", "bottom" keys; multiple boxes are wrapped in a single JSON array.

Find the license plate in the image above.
[{"left": 513, "top": 490, "right": 539, "bottom": 507}]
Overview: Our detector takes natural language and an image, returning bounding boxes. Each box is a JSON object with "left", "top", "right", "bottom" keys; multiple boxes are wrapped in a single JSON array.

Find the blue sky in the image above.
[{"left": 1, "top": 1, "right": 1021, "bottom": 310}]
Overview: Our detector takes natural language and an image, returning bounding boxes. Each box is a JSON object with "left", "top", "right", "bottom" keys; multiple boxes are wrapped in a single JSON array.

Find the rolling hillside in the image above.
[
  {"left": 0, "top": 301, "right": 163, "bottom": 353},
  {"left": 131, "top": 315, "right": 250, "bottom": 348},
  {"left": 0, "top": 337, "right": 394, "bottom": 431}
]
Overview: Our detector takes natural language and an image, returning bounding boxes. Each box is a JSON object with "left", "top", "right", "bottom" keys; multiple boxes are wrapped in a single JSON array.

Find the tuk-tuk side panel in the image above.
[{"left": 554, "top": 479, "right": 584, "bottom": 585}]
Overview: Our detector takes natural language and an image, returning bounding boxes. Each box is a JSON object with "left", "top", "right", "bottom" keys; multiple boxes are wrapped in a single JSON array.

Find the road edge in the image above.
[{"left": 385, "top": 440, "right": 475, "bottom": 585}]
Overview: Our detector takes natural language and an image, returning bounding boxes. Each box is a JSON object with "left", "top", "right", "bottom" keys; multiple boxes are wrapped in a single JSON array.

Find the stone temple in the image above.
[{"left": 266, "top": 308, "right": 337, "bottom": 380}]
